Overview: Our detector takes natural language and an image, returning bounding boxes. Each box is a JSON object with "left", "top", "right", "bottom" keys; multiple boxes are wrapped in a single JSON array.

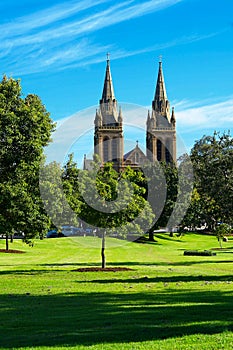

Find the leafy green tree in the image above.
[
  {"left": 156, "top": 163, "right": 178, "bottom": 231},
  {"left": 40, "top": 159, "right": 80, "bottom": 232},
  {"left": 76, "top": 160, "right": 155, "bottom": 268},
  {"left": 0, "top": 76, "right": 55, "bottom": 249},
  {"left": 191, "top": 131, "right": 233, "bottom": 227},
  {"left": 145, "top": 154, "right": 194, "bottom": 238},
  {"left": 140, "top": 161, "right": 167, "bottom": 241},
  {"left": 180, "top": 188, "right": 204, "bottom": 230},
  {"left": 215, "top": 223, "right": 232, "bottom": 249},
  {"left": 62, "top": 154, "right": 83, "bottom": 219}
]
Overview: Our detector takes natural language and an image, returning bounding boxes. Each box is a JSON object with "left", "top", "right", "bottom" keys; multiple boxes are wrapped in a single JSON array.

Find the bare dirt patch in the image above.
[
  {"left": 73, "top": 267, "right": 133, "bottom": 272},
  {"left": 0, "top": 249, "right": 25, "bottom": 254}
]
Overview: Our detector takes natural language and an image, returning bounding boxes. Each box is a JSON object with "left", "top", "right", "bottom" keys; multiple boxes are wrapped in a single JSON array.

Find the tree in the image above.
[
  {"left": 144, "top": 154, "right": 194, "bottom": 238},
  {"left": 69, "top": 159, "right": 155, "bottom": 268},
  {"left": 139, "top": 161, "right": 167, "bottom": 241},
  {"left": 155, "top": 163, "right": 178, "bottom": 233},
  {"left": 180, "top": 187, "right": 204, "bottom": 230},
  {"left": 215, "top": 223, "right": 232, "bottom": 249},
  {"left": 191, "top": 131, "right": 233, "bottom": 228},
  {"left": 39, "top": 155, "right": 82, "bottom": 233},
  {"left": 0, "top": 76, "right": 55, "bottom": 249}
]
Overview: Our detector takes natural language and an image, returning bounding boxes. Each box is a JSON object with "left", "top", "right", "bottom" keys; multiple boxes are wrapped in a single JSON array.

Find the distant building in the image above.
[{"left": 83, "top": 56, "right": 176, "bottom": 171}]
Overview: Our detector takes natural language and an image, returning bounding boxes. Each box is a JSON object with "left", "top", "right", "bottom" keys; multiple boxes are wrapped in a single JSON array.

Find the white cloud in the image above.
[
  {"left": 47, "top": 96, "right": 233, "bottom": 165},
  {"left": 0, "top": 0, "right": 183, "bottom": 75},
  {"left": 74, "top": 31, "right": 225, "bottom": 68},
  {"left": 0, "top": 0, "right": 109, "bottom": 37},
  {"left": 175, "top": 97, "right": 233, "bottom": 131},
  {"left": 0, "top": 0, "right": 228, "bottom": 77}
]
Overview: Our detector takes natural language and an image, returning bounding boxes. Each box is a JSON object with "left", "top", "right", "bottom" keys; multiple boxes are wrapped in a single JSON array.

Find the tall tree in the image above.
[
  {"left": 0, "top": 76, "right": 55, "bottom": 248},
  {"left": 155, "top": 163, "right": 178, "bottom": 231},
  {"left": 191, "top": 131, "right": 233, "bottom": 227},
  {"left": 73, "top": 160, "right": 155, "bottom": 268}
]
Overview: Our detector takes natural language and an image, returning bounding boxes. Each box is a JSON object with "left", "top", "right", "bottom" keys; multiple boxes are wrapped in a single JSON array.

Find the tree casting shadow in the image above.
[
  {"left": 77, "top": 274, "right": 233, "bottom": 284},
  {"left": 0, "top": 289, "right": 232, "bottom": 348}
]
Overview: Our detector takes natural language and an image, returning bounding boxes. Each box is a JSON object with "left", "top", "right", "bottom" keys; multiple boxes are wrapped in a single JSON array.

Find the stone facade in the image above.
[
  {"left": 94, "top": 57, "right": 124, "bottom": 171},
  {"left": 85, "top": 58, "right": 176, "bottom": 170},
  {"left": 146, "top": 61, "right": 176, "bottom": 164}
]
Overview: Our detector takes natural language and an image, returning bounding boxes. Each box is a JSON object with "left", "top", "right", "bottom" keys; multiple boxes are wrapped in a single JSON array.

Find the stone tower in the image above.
[
  {"left": 94, "top": 55, "right": 124, "bottom": 170},
  {"left": 146, "top": 60, "right": 176, "bottom": 164}
]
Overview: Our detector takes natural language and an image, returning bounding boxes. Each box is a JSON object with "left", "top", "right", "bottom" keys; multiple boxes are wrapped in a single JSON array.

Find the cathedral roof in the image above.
[
  {"left": 124, "top": 143, "right": 147, "bottom": 165},
  {"left": 100, "top": 55, "right": 115, "bottom": 103}
]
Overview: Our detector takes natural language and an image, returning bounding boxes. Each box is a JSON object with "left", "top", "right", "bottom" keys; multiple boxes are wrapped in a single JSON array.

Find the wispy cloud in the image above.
[
  {"left": 75, "top": 30, "right": 226, "bottom": 68},
  {"left": 49, "top": 96, "right": 233, "bottom": 165},
  {"left": 1, "top": 0, "right": 228, "bottom": 76},
  {"left": 0, "top": 0, "right": 184, "bottom": 75},
  {"left": 0, "top": 0, "right": 109, "bottom": 37},
  {"left": 175, "top": 97, "right": 233, "bottom": 132}
]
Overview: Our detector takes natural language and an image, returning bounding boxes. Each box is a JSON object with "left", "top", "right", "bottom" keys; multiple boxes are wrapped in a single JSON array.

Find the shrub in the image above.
[{"left": 184, "top": 250, "right": 216, "bottom": 256}]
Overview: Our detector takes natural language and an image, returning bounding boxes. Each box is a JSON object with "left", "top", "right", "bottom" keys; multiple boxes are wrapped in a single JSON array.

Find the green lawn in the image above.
[{"left": 0, "top": 233, "right": 233, "bottom": 349}]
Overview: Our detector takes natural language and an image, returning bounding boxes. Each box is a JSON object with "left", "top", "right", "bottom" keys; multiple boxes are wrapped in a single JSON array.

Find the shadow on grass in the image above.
[
  {"left": 40, "top": 259, "right": 233, "bottom": 267},
  {"left": 0, "top": 289, "right": 232, "bottom": 348},
  {"left": 78, "top": 274, "right": 233, "bottom": 284},
  {"left": 101, "top": 260, "right": 233, "bottom": 267},
  {"left": 1, "top": 258, "right": 233, "bottom": 276},
  {"left": 154, "top": 234, "right": 183, "bottom": 242},
  {"left": 0, "top": 269, "right": 64, "bottom": 275}
]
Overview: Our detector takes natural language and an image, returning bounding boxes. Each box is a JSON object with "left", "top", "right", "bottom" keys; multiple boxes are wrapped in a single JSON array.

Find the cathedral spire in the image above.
[
  {"left": 94, "top": 108, "right": 102, "bottom": 127},
  {"left": 147, "top": 110, "right": 151, "bottom": 126},
  {"left": 100, "top": 53, "right": 116, "bottom": 104},
  {"left": 118, "top": 105, "right": 123, "bottom": 124},
  {"left": 171, "top": 106, "right": 176, "bottom": 125},
  {"left": 152, "top": 60, "right": 170, "bottom": 117},
  {"left": 155, "top": 60, "right": 167, "bottom": 101}
]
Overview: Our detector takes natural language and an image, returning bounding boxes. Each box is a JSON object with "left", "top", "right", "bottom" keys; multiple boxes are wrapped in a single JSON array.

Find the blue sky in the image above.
[{"left": 1, "top": 0, "right": 233, "bottom": 166}]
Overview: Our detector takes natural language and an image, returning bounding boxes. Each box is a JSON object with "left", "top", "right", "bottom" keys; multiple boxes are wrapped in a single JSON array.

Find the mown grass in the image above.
[{"left": 0, "top": 233, "right": 233, "bottom": 349}]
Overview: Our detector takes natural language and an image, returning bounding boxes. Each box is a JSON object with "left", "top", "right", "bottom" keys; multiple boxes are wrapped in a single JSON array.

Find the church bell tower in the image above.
[
  {"left": 146, "top": 60, "right": 176, "bottom": 164},
  {"left": 94, "top": 55, "right": 124, "bottom": 170}
]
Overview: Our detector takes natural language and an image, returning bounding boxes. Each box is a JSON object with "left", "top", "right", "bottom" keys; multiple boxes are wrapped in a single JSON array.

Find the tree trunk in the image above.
[
  {"left": 218, "top": 237, "right": 223, "bottom": 249},
  {"left": 148, "top": 229, "right": 154, "bottom": 241},
  {"left": 10, "top": 234, "right": 14, "bottom": 243},
  {"left": 101, "top": 231, "right": 106, "bottom": 268},
  {"left": 6, "top": 233, "right": 9, "bottom": 251}
]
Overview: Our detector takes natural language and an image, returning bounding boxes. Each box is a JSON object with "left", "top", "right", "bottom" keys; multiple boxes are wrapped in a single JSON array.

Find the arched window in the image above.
[
  {"left": 135, "top": 152, "right": 139, "bottom": 163},
  {"left": 112, "top": 137, "right": 118, "bottom": 161},
  {"left": 165, "top": 140, "right": 171, "bottom": 163},
  {"left": 157, "top": 139, "right": 162, "bottom": 161},
  {"left": 103, "top": 136, "right": 109, "bottom": 162}
]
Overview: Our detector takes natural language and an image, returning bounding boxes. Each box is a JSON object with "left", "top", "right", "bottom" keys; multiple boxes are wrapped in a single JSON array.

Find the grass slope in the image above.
[{"left": 0, "top": 233, "right": 233, "bottom": 349}]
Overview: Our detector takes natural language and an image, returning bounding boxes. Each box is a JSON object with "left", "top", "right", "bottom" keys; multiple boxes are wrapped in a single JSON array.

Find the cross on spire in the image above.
[{"left": 153, "top": 57, "right": 168, "bottom": 111}]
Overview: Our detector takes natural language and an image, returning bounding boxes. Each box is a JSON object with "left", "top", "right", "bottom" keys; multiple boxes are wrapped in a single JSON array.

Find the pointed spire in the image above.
[
  {"left": 171, "top": 107, "right": 176, "bottom": 125},
  {"left": 155, "top": 59, "right": 167, "bottom": 101},
  {"left": 118, "top": 105, "right": 123, "bottom": 123},
  {"left": 150, "top": 109, "right": 156, "bottom": 128},
  {"left": 101, "top": 53, "right": 115, "bottom": 103},
  {"left": 147, "top": 110, "right": 151, "bottom": 127},
  {"left": 83, "top": 154, "right": 87, "bottom": 170},
  {"left": 152, "top": 59, "right": 169, "bottom": 116},
  {"left": 94, "top": 108, "right": 102, "bottom": 127}
]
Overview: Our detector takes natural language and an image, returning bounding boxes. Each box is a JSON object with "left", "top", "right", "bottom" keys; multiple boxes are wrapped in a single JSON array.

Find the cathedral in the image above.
[{"left": 84, "top": 56, "right": 176, "bottom": 171}]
